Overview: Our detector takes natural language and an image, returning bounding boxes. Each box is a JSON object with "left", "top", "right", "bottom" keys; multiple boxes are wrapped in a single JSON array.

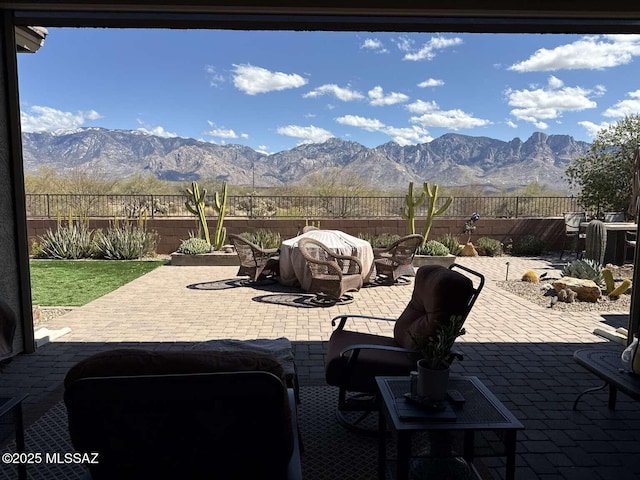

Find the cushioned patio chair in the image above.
[
  {"left": 324, "top": 263, "right": 484, "bottom": 433},
  {"left": 559, "top": 212, "right": 587, "bottom": 261},
  {"left": 64, "top": 349, "right": 302, "bottom": 480},
  {"left": 373, "top": 234, "right": 424, "bottom": 284},
  {"left": 229, "top": 233, "right": 280, "bottom": 283},
  {"left": 298, "top": 237, "right": 363, "bottom": 305}
]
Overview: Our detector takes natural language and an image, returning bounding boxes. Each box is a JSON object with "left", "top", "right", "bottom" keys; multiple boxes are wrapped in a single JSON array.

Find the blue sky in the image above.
[{"left": 16, "top": 28, "right": 640, "bottom": 153}]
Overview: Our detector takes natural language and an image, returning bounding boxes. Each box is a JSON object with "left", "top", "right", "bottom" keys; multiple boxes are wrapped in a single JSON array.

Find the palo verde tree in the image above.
[{"left": 565, "top": 115, "right": 640, "bottom": 215}]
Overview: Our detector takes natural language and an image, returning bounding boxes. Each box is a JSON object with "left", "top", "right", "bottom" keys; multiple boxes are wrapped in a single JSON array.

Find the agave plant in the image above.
[{"left": 561, "top": 258, "right": 604, "bottom": 286}]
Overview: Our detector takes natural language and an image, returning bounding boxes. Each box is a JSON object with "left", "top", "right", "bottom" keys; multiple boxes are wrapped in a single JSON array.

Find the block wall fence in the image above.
[{"left": 26, "top": 217, "right": 566, "bottom": 255}]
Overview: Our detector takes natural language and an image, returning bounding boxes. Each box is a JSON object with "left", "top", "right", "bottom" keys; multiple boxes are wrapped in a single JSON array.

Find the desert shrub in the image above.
[
  {"left": 417, "top": 240, "right": 450, "bottom": 256},
  {"left": 358, "top": 233, "right": 400, "bottom": 248},
  {"left": 35, "top": 220, "right": 94, "bottom": 259},
  {"left": 93, "top": 219, "right": 159, "bottom": 260},
  {"left": 177, "top": 237, "right": 211, "bottom": 255},
  {"left": 475, "top": 237, "right": 503, "bottom": 256},
  {"left": 437, "top": 234, "right": 463, "bottom": 256},
  {"left": 240, "top": 229, "right": 282, "bottom": 249},
  {"left": 511, "top": 235, "right": 547, "bottom": 256}
]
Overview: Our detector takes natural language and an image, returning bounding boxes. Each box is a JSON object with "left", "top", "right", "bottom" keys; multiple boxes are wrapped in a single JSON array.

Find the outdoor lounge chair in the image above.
[
  {"left": 373, "top": 234, "right": 423, "bottom": 284},
  {"left": 324, "top": 263, "right": 484, "bottom": 433},
  {"left": 229, "top": 233, "right": 280, "bottom": 283},
  {"left": 298, "top": 237, "right": 363, "bottom": 305},
  {"left": 64, "top": 349, "right": 302, "bottom": 480}
]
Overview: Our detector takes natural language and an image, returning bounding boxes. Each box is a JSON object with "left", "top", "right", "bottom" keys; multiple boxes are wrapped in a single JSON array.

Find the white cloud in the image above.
[
  {"left": 20, "top": 105, "right": 103, "bottom": 133},
  {"left": 579, "top": 120, "right": 612, "bottom": 137},
  {"left": 417, "top": 78, "right": 444, "bottom": 88},
  {"left": 403, "top": 36, "right": 463, "bottom": 61},
  {"left": 336, "top": 114, "right": 385, "bottom": 131},
  {"left": 505, "top": 76, "right": 601, "bottom": 126},
  {"left": 361, "top": 38, "right": 387, "bottom": 53},
  {"left": 336, "top": 114, "right": 432, "bottom": 145},
  {"left": 276, "top": 125, "right": 334, "bottom": 144},
  {"left": 603, "top": 89, "right": 640, "bottom": 117},
  {"left": 406, "top": 100, "right": 491, "bottom": 130},
  {"left": 303, "top": 84, "right": 364, "bottom": 102},
  {"left": 135, "top": 119, "right": 178, "bottom": 138},
  {"left": 506, "top": 120, "right": 518, "bottom": 129},
  {"left": 232, "top": 64, "right": 307, "bottom": 95},
  {"left": 367, "top": 86, "right": 409, "bottom": 106},
  {"left": 205, "top": 65, "right": 225, "bottom": 87},
  {"left": 509, "top": 34, "right": 640, "bottom": 72},
  {"left": 205, "top": 121, "right": 248, "bottom": 139}
]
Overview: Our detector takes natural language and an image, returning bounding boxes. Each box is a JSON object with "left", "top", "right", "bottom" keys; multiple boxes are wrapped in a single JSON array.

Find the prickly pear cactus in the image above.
[{"left": 562, "top": 258, "right": 604, "bottom": 286}]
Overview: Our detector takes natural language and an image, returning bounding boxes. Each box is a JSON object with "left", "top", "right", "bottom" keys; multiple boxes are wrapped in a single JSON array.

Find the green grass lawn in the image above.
[{"left": 30, "top": 259, "right": 167, "bottom": 306}]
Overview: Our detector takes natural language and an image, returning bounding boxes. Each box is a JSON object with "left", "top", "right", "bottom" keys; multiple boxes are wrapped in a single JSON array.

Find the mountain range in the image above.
[{"left": 21, "top": 127, "right": 591, "bottom": 193}]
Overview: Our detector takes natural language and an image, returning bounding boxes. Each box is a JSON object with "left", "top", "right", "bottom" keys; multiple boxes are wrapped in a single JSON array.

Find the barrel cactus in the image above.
[
  {"left": 585, "top": 220, "right": 606, "bottom": 265},
  {"left": 561, "top": 258, "right": 604, "bottom": 286}
]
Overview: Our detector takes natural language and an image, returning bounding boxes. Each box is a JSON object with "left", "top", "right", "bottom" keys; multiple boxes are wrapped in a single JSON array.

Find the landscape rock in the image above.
[{"left": 552, "top": 277, "right": 601, "bottom": 302}]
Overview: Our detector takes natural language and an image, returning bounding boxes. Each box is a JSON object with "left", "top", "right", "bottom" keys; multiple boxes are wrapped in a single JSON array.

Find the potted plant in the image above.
[{"left": 410, "top": 314, "right": 466, "bottom": 401}]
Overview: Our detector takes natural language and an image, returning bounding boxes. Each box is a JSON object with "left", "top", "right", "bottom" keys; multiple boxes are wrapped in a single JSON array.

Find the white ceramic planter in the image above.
[
  {"left": 417, "top": 359, "right": 450, "bottom": 401},
  {"left": 413, "top": 254, "right": 457, "bottom": 268}
]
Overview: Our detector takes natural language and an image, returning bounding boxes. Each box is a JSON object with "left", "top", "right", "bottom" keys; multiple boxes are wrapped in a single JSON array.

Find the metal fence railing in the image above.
[{"left": 24, "top": 194, "right": 582, "bottom": 219}]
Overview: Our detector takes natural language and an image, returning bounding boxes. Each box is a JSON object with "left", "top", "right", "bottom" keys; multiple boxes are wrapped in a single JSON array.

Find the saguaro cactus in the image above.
[
  {"left": 585, "top": 219, "right": 607, "bottom": 265},
  {"left": 400, "top": 181, "right": 426, "bottom": 235},
  {"left": 184, "top": 181, "right": 210, "bottom": 245},
  {"left": 420, "top": 183, "right": 453, "bottom": 248},
  {"left": 211, "top": 181, "right": 228, "bottom": 251}
]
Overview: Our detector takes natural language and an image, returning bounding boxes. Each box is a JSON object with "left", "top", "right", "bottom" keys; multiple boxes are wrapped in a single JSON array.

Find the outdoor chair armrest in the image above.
[
  {"left": 339, "top": 343, "right": 415, "bottom": 359},
  {"left": 331, "top": 313, "right": 396, "bottom": 330}
]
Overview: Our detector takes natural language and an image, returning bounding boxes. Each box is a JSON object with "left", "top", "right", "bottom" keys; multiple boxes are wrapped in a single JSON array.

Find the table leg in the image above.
[
  {"left": 15, "top": 402, "right": 26, "bottom": 480},
  {"left": 463, "top": 430, "right": 475, "bottom": 467},
  {"left": 505, "top": 430, "right": 517, "bottom": 480},
  {"left": 608, "top": 385, "right": 618, "bottom": 410},
  {"left": 378, "top": 409, "right": 387, "bottom": 480},
  {"left": 396, "top": 432, "right": 410, "bottom": 480}
]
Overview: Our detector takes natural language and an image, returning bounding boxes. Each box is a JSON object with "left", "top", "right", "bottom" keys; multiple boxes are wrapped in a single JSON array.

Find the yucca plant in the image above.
[
  {"left": 36, "top": 216, "right": 94, "bottom": 259},
  {"left": 93, "top": 218, "right": 158, "bottom": 260}
]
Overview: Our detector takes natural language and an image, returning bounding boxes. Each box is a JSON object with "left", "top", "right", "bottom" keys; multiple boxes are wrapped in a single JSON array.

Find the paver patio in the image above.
[{"left": 1, "top": 255, "right": 639, "bottom": 479}]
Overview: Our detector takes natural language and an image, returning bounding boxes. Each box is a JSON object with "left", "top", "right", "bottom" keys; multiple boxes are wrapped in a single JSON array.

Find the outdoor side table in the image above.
[
  {"left": 0, "top": 395, "right": 27, "bottom": 480},
  {"left": 376, "top": 376, "right": 523, "bottom": 480}
]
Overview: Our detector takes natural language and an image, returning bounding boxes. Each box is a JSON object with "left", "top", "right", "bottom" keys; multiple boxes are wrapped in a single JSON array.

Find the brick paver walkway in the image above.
[{"left": 1, "top": 256, "right": 638, "bottom": 479}]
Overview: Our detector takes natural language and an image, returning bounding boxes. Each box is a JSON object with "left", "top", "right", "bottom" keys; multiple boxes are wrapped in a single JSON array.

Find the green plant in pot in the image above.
[{"left": 410, "top": 315, "right": 465, "bottom": 401}]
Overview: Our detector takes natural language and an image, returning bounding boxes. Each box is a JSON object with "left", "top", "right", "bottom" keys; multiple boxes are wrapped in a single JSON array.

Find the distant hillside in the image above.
[{"left": 21, "top": 128, "right": 590, "bottom": 192}]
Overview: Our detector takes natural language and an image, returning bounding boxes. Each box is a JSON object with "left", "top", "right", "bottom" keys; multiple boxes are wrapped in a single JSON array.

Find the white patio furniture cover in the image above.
[{"left": 279, "top": 230, "right": 375, "bottom": 290}]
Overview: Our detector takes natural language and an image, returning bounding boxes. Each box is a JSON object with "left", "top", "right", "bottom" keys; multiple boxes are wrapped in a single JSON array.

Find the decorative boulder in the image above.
[
  {"left": 460, "top": 242, "right": 478, "bottom": 257},
  {"left": 552, "top": 277, "right": 601, "bottom": 303}
]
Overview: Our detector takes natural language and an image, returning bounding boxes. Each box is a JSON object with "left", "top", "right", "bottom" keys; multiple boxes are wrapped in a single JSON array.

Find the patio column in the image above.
[{"left": 0, "top": 9, "right": 35, "bottom": 354}]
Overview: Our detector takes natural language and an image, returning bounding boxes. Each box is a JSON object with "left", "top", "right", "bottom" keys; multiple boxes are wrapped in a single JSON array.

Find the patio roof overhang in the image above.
[
  {"left": 15, "top": 25, "right": 46, "bottom": 53},
  {"left": 1, "top": 0, "right": 640, "bottom": 355}
]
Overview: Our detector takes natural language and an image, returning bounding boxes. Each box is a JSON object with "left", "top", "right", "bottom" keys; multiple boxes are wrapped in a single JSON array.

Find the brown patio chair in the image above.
[
  {"left": 324, "top": 263, "right": 484, "bottom": 433},
  {"left": 64, "top": 349, "right": 302, "bottom": 480},
  {"left": 229, "top": 233, "right": 280, "bottom": 283},
  {"left": 373, "top": 234, "right": 424, "bottom": 284},
  {"left": 298, "top": 237, "right": 363, "bottom": 305},
  {"left": 559, "top": 212, "right": 587, "bottom": 261}
]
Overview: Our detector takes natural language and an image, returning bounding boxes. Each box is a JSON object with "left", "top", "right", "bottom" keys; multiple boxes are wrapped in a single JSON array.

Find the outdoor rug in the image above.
[{"left": 0, "top": 386, "right": 488, "bottom": 480}]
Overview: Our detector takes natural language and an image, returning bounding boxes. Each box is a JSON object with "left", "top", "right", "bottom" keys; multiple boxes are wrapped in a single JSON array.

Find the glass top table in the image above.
[{"left": 376, "top": 375, "right": 523, "bottom": 480}]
